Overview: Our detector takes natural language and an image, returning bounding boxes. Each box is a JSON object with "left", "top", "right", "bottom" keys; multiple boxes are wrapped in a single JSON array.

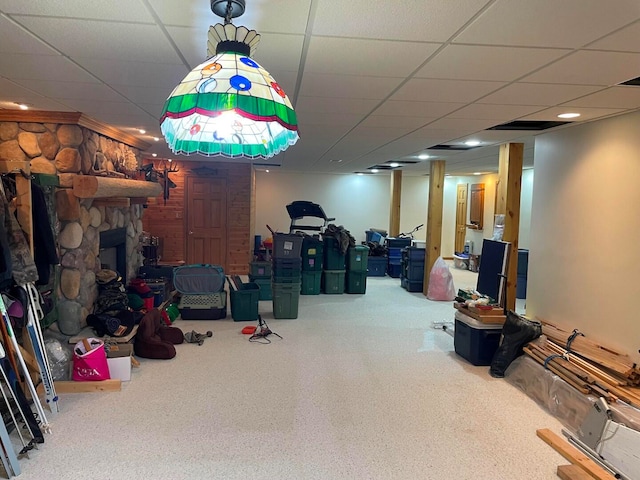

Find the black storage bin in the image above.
[
  {"left": 401, "top": 277, "right": 423, "bottom": 292},
  {"left": 385, "top": 237, "right": 411, "bottom": 249}
]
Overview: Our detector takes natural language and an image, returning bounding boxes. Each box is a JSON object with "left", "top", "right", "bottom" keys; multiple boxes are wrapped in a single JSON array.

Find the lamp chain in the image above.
[{"left": 224, "top": 0, "right": 233, "bottom": 24}]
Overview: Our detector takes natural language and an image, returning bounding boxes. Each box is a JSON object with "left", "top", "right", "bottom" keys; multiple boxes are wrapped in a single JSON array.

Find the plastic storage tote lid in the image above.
[{"left": 173, "top": 264, "right": 225, "bottom": 294}]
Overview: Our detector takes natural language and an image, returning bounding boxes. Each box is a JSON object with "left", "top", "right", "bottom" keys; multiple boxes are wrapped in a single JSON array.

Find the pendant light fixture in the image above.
[{"left": 160, "top": 0, "right": 299, "bottom": 159}]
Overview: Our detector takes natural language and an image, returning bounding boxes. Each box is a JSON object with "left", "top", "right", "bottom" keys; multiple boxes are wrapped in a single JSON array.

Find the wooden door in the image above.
[
  {"left": 455, "top": 184, "right": 467, "bottom": 253},
  {"left": 186, "top": 176, "right": 228, "bottom": 269}
]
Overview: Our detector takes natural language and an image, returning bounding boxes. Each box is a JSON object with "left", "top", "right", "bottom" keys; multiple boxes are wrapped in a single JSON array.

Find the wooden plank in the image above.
[
  {"left": 389, "top": 169, "right": 402, "bottom": 237},
  {"left": 558, "top": 464, "right": 597, "bottom": 480},
  {"left": 454, "top": 303, "right": 506, "bottom": 324},
  {"left": 536, "top": 429, "right": 616, "bottom": 480},
  {"left": 36, "top": 380, "right": 121, "bottom": 394},
  {"left": 424, "top": 160, "right": 445, "bottom": 296}
]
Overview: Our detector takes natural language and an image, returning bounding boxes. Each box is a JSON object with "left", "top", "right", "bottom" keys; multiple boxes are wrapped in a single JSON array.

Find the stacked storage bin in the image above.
[
  {"left": 322, "top": 236, "right": 346, "bottom": 294},
  {"left": 346, "top": 245, "right": 369, "bottom": 294},
  {"left": 229, "top": 277, "right": 261, "bottom": 322},
  {"left": 248, "top": 261, "right": 272, "bottom": 301},
  {"left": 386, "top": 237, "right": 411, "bottom": 278},
  {"left": 400, "top": 246, "right": 425, "bottom": 292},
  {"left": 271, "top": 233, "right": 303, "bottom": 318},
  {"left": 301, "top": 236, "right": 323, "bottom": 295},
  {"left": 174, "top": 264, "right": 226, "bottom": 319}
]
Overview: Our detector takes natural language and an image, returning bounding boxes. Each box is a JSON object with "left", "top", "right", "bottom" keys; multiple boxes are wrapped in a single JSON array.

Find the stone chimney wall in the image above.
[{"left": 0, "top": 120, "right": 145, "bottom": 335}]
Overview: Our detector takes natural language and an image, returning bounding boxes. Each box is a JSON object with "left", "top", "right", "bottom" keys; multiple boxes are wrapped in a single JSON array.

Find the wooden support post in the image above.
[
  {"left": 423, "top": 160, "right": 445, "bottom": 295},
  {"left": 497, "top": 143, "right": 523, "bottom": 311},
  {"left": 389, "top": 169, "right": 402, "bottom": 237}
]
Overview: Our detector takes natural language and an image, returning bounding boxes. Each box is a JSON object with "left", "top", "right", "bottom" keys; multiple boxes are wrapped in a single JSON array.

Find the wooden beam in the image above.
[
  {"left": 497, "top": 143, "right": 523, "bottom": 311},
  {"left": 36, "top": 380, "right": 121, "bottom": 395},
  {"left": 389, "top": 170, "right": 402, "bottom": 237},
  {"left": 423, "top": 160, "right": 445, "bottom": 295},
  {"left": 93, "top": 197, "right": 131, "bottom": 208},
  {"left": 73, "top": 175, "right": 162, "bottom": 199},
  {"left": 557, "top": 465, "right": 598, "bottom": 480},
  {"left": 130, "top": 197, "right": 149, "bottom": 205},
  {"left": 536, "top": 429, "right": 616, "bottom": 480}
]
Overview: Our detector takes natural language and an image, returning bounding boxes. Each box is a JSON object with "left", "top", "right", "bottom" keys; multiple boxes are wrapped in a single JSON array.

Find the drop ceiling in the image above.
[{"left": 1, "top": 0, "right": 640, "bottom": 176}]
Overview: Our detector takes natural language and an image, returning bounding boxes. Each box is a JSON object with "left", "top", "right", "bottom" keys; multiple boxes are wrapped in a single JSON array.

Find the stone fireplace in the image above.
[{"left": 0, "top": 112, "right": 160, "bottom": 336}]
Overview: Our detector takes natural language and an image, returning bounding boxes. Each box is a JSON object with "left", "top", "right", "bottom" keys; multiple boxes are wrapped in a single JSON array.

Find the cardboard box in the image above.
[{"left": 107, "top": 344, "right": 133, "bottom": 381}]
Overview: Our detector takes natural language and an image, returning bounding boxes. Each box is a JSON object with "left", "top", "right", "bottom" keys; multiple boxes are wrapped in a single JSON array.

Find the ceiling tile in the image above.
[
  {"left": 14, "top": 16, "right": 183, "bottom": 64},
  {"left": 0, "top": 16, "right": 59, "bottom": 55},
  {"left": 297, "top": 112, "right": 363, "bottom": 128},
  {"left": 587, "top": 22, "right": 640, "bottom": 53},
  {"left": 561, "top": 86, "right": 640, "bottom": 109},
  {"left": 359, "top": 115, "right": 433, "bottom": 130},
  {"left": 454, "top": 0, "right": 640, "bottom": 48},
  {"left": 109, "top": 84, "right": 174, "bottom": 105},
  {"left": 0, "top": 0, "right": 156, "bottom": 22},
  {"left": 523, "top": 50, "right": 640, "bottom": 85},
  {"left": 312, "top": 0, "right": 490, "bottom": 42},
  {"left": 299, "top": 73, "right": 403, "bottom": 100},
  {"left": 522, "top": 106, "right": 627, "bottom": 121},
  {"left": 72, "top": 58, "right": 187, "bottom": 90},
  {"left": 478, "top": 83, "right": 606, "bottom": 106},
  {"left": 426, "top": 117, "right": 497, "bottom": 131},
  {"left": 415, "top": 45, "right": 570, "bottom": 81},
  {"left": 447, "top": 103, "right": 544, "bottom": 120},
  {"left": 391, "top": 78, "right": 505, "bottom": 103},
  {"left": 373, "top": 100, "right": 466, "bottom": 117},
  {"left": 305, "top": 37, "right": 441, "bottom": 77},
  {"left": 17, "top": 79, "right": 127, "bottom": 102},
  {"left": 149, "top": 0, "right": 312, "bottom": 35},
  {"left": 0, "top": 53, "right": 99, "bottom": 83},
  {"left": 62, "top": 99, "right": 153, "bottom": 117},
  {"left": 295, "top": 96, "right": 379, "bottom": 115}
]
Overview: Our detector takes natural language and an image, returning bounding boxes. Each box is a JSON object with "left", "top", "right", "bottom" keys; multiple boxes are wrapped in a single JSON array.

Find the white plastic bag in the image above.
[{"left": 426, "top": 257, "right": 456, "bottom": 301}]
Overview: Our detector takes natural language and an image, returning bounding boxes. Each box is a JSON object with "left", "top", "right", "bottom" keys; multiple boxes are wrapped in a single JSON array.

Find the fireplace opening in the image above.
[{"left": 99, "top": 228, "right": 127, "bottom": 283}]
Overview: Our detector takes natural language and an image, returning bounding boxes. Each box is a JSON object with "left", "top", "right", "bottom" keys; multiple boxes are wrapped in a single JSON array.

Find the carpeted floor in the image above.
[{"left": 8, "top": 264, "right": 563, "bottom": 479}]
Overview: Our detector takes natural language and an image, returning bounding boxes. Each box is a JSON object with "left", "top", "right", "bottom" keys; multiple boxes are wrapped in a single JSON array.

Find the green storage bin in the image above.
[
  {"left": 249, "top": 261, "right": 272, "bottom": 278},
  {"left": 322, "top": 270, "right": 345, "bottom": 294},
  {"left": 302, "top": 237, "right": 324, "bottom": 271},
  {"left": 323, "top": 237, "right": 346, "bottom": 270},
  {"left": 347, "top": 245, "right": 369, "bottom": 272},
  {"left": 230, "top": 282, "right": 260, "bottom": 321},
  {"left": 301, "top": 270, "right": 322, "bottom": 295},
  {"left": 346, "top": 270, "right": 367, "bottom": 294},
  {"left": 249, "top": 276, "right": 272, "bottom": 300},
  {"left": 272, "top": 283, "right": 301, "bottom": 319},
  {"left": 272, "top": 273, "right": 302, "bottom": 283}
]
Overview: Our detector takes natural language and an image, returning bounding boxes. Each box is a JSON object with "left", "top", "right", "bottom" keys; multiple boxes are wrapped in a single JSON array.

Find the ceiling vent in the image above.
[
  {"left": 427, "top": 144, "right": 478, "bottom": 151},
  {"left": 619, "top": 76, "right": 640, "bottom": 86},
  {"left": 488, "top": 120, "right": 570, "bottom": 131},
  {"left": 384, "top": 160, "right": 419, "bottom": 165}
]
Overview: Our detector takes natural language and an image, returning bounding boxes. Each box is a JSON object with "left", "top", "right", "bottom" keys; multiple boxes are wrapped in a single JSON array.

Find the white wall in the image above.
[
  {"left": 529, "top": 110, "right": 640, "bottom": 362},
  {"left": 255, "top": 169, "right": 534, "bottom": 257}
]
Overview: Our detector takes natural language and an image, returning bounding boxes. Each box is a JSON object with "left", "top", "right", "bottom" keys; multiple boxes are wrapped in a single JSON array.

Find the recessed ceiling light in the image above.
[
  {"left": 418, "top": 154, "right": 430, "bottom": 160},
  {"left": 151, "top": 153, "right": 158, "bottom": 157},
  {"left": 329, "top": 159, "right": 343, "bottom": 163},
  {"left": 371, "top": 169, "right": 379, "bottom": 173},
  {"left": 389, "top": 162, "right": 400, "bottom": 168},
  {"left": 153, "top": 137, "right": 160, "bottom": 142},
  {"left": 557, "top": 112, "right": 580, "bottom": 119},
  {"left": 168, "top": 158, "right": 172, "bottom": 162},
  {"left": 357, "top": 173, "right": 364, "bottom": 176},
  {"left": 465, "top": 140, "right": 480, "bottom": 147},
  {"left": 265, "top": 169, "right": 270, "bottom": 173},
  {"left": 473, "top": 172, "right": 481, "bottom": 175},
  {"left": 139, "top": 129, "right": 146, "bottom": 134},
  {"left": 16, "top": 103, "right": 29, "bottom": 110}
]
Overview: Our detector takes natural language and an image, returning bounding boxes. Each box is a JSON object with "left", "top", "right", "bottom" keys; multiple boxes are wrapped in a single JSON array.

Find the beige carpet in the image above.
[{"left": 10, "top": 264, "right": 564, "bottom": 479}]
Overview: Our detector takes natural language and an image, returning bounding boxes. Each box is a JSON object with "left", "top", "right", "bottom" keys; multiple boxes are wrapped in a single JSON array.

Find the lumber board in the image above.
[
  {"left": 92, "top": 197, "right": 131, "bottom": 208},
  {"left": 36, "top": 380, "right": 121, "bottom": 394},
  {"left": 536, "top": 429, "right": 616, "bottom": 480},
  {"left": 454, "top": 303, "right": 506, "bottom": 324},
  {"left": 557, "top": 464, "right": 597, "bottom": 480}
]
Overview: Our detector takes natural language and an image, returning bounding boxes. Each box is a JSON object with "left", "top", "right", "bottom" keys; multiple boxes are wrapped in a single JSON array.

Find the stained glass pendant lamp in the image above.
[{"left": 160, "top": 0, "right": 299, "bottom": 158}]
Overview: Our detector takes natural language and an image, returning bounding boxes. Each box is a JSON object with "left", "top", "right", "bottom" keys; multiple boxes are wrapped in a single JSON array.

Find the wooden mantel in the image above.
[
  {"left": 0, "top": 110, "right": 151, "bottom": 151},
  {"left": 72, "top": 175, "right": 162, "bottom": 199}
]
